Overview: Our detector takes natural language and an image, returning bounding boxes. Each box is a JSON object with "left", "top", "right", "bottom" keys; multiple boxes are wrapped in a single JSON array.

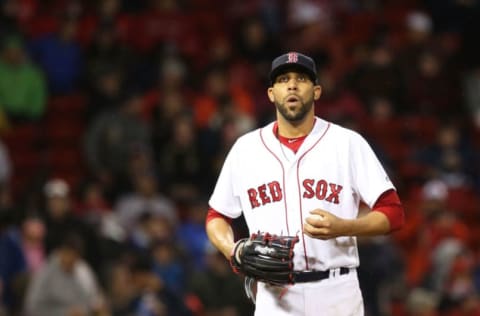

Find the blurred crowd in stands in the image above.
[{"left": 0, "top": 0, "right": 480, "bottom": 315}]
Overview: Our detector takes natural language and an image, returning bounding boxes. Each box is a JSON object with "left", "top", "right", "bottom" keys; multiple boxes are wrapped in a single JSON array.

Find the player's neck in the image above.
[{"left": 276, "top": 115, "right": 315, "bottom": 138}]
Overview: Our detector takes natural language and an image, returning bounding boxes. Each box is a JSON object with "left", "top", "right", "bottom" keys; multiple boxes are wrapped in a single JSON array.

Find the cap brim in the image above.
[{"left": 270, "top": 64, "right": 317, "bottom": 85}]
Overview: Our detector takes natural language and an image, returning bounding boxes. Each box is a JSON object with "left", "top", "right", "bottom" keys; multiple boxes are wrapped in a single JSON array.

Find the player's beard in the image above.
[{"left": 275, "top": 95, "right": 314, "bottom": 123}]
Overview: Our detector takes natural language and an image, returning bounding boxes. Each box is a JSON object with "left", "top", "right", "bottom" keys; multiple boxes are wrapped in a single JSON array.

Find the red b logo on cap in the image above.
[{"left": 287, "top": 52, "right": 298, "bottom": 63}]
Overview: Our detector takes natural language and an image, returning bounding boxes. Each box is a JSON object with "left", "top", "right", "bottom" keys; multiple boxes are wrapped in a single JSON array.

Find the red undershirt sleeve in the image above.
[
  {"left": 206, "top": 207, "right": 233, "bottom": 227},
  {"left": 372, "top": 189, "right": 405, "bottom": 232}
]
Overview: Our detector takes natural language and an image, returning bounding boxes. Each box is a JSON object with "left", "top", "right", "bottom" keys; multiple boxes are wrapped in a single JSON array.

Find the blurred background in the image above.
[{"left": 0, "top": 0, "right": 480, "bottom": 315}]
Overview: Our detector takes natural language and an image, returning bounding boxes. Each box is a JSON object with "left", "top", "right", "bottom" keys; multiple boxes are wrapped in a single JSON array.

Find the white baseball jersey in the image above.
[{"left": 209, "top": 117, "right": 395, "bottom": 272}]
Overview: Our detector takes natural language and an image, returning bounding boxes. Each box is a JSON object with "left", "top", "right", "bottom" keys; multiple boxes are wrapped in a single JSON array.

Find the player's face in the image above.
[{"left": 267, "top": 72, "right": 321, "bottom": 123}]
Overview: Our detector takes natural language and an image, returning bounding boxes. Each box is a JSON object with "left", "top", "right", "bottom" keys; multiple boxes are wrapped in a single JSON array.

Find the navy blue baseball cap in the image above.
[{"left": 270, "top": 52, "right": 318, "bottom": 85}]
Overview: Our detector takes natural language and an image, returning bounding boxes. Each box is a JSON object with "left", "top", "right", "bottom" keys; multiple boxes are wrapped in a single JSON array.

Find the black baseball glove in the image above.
[{"left": 230, "top": 232, "right": 299, "bottom": 285}]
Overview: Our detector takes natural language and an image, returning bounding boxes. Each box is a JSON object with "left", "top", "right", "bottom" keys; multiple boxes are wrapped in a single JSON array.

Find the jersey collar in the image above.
[{"left": 261, "top": 117, "right": 330, "bottom": 160}]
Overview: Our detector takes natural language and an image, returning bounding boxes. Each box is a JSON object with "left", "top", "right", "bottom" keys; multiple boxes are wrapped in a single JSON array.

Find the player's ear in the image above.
[
  {"left": 313, "top": 85, "right": 322, "bottom": 101},
  {"left": 267, "top": 87, "right": 275, "bottom": 103}
]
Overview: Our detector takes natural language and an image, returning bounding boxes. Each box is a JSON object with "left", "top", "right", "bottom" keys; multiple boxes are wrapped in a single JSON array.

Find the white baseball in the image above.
[{"left": 307, "top": 214, "right": 325, "bottom": 222}]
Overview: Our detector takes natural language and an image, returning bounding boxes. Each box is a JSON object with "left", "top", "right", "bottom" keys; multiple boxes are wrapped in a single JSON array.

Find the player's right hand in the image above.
[{"left": 303, "top": 209, "right": 351, "bottom": 240}]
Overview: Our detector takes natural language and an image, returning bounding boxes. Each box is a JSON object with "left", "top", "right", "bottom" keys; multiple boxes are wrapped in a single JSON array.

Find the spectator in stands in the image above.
[
  {"left": 74, "top": 180, "right": 112, "bottom": 222},
  {"left": 192, "top": 65, "right": 255, "bottom": 130},
  {"left": 84, "top": 92, "right": 152, "bottom": 200},
  {"left": 284, "top": 0, "right": 334, "bottom": 57},
  {"left": 115, "top": 172, "right": 177, "bottom": 232},
  {"left": 176, "top": 198, "right": 210, "bottom": 271},
  {"left": 157, "top": 53, "right": 190, "bottom": 93},
  {"left": 406, "top": 50, "right": 460, "bottom": 118},
  {"left": 234, "top": 16, "right": 279, "bottom": 70},
  {"left": 414, "top": 123, "right": 477, "bottom": 189},
  {"left": 315, "top": 66, "right": 366, "bottom": 124},
  {"left": 402, "top": 179, "right": 470, "bottom": 288},
  {"left": 193, "top": 66, "right": 256, "bottom": 185},
  {"left": 226, "top": 15, "right": 281, "bottom": 122},
  {"left": 0, "top": 34, "right": 46, "bottom": 123},
  {"left": 151, "top": 89, "right": 191, "bottom": 148},
  {"left": 41, "top": 178, "right": 101, "bottom": 272},
  {"left": 19, "top": 215, "right": 46, "bottom": 275},
  {"left": 405, "top": 287, "right": 439, "bottom": 316},
  {"left": 346, "top": 39, "right": 407, "bottom": 113},
  {"left": 124, "top": 254, "right": 192, "bottom": 316},
  {"left": 440, "top": 251, "right": 480, "bottom": 315},
  {"left": 204, "top": 34, "right": 234, "bottom": 72},
  {"left": 187, "top": 244, "right": 253, "bottom": 316},
  {"left": 96, "top": 0, "right": 127, "bottom": 31},
  {"left": 156, "top": 113, "right": 205, "bottom": 201},
  {"left": 417, "top": 240, "right": 480, "bottom": 315},
  {"left": 84, "top": 21, "right": 132, "bottom": 103},
  {"left": 462, "top": 64, "right": 480, "bottom": 128},
  {"left": 355, "top": 96, "right": 396, "bottom": 174},
  {"left": 0, "top": 141, "right": 11, "bottom": 185},
  {"left": 428, "top": 238, "right": 466, "bottom": 294},
  {"left": 77, "top": 0, "right": 132, "bottom": 47},
  {"left": 0, "top": 209, "right": 27, "bottom": 315},
  {"left": 85, "top": 64, "right": 125, "bottom": 121},
  {"left": 205, "top": 115, "right": 257, "bottom": 182},
  {"left": 74, "top": 179, "right": 130, "bottom": 267},
  {"left": 127, "top": 211, "right": 174, "bottom": 253},
  {"left": 398, "top": 10, "right": 435, "bottom": 80},
  {"left": 29, "top": 16, "right": 82, "bottom": 94},
  {"left": 0, "top": 215, "right": 46, "bottom": 315},
  {"left": 151, "top": 239, "right": 187, "bottom": 297},
  {"left": 23, "top": 233, "right": 109, "bottom": 316},
  {"left": 144, "top": 53, "right": 192, "bottom": 125},
  {"left": 0, "top": 0, "right": 20, "bottom": 38},
  {"left": 104, "top": 259, "right": 135, "bottom": 315}
]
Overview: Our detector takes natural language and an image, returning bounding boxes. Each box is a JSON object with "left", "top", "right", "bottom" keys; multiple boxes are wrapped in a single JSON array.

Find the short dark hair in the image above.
[
  {"left": 129, "top": 253, "right": 153, "bottom": 274},
  {"left": 59, "top": 233, "right": 85, "bottom": 255}
]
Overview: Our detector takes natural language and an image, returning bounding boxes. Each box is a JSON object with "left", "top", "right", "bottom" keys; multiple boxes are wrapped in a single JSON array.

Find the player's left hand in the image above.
[{"left": 303, "top": 209, "right": 351, "bottom": 240}]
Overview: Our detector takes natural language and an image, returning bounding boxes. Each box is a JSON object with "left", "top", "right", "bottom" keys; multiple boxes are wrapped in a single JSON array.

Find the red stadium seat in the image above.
[
  {"left": 402, "top": 115, "right": 439, "bottom": 145},
  {"left": 47, "top": 94, "right": 87, "bottom": 115},
  {"left": 43, "top": 119, "right": 85, "bottom": 146},
  {"left": 45, "top": 146, "right": 84, "bottom": 172},
  {"left": 2, "top": 123, "right": 42, "bottom": 152},
  {"left": 447, "top": 187, "right": 480, "bottom": 222}
]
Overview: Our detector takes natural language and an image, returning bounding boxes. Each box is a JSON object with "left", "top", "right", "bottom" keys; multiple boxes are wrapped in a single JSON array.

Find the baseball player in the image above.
[{"left": 205, "top": 52, "right": 405, "bottom": 315}]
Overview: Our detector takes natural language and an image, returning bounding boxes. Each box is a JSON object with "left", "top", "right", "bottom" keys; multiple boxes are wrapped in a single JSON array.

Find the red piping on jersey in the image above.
[
  {"left": 296, "top": 122, "right": 331, "bottom": 270},
  {"left": 260, "top": 128, "right": 290, "bottom": 235}
]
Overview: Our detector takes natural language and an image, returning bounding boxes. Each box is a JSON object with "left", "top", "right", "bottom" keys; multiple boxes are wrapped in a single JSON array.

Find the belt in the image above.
[{"left": 293, "top": 267, "right": 351, "bottom": 283}]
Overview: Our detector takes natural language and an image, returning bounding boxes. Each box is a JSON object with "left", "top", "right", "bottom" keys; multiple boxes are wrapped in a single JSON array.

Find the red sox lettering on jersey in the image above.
[{"left": 247, "top": 179, "right": 343, "bottom": 209}]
